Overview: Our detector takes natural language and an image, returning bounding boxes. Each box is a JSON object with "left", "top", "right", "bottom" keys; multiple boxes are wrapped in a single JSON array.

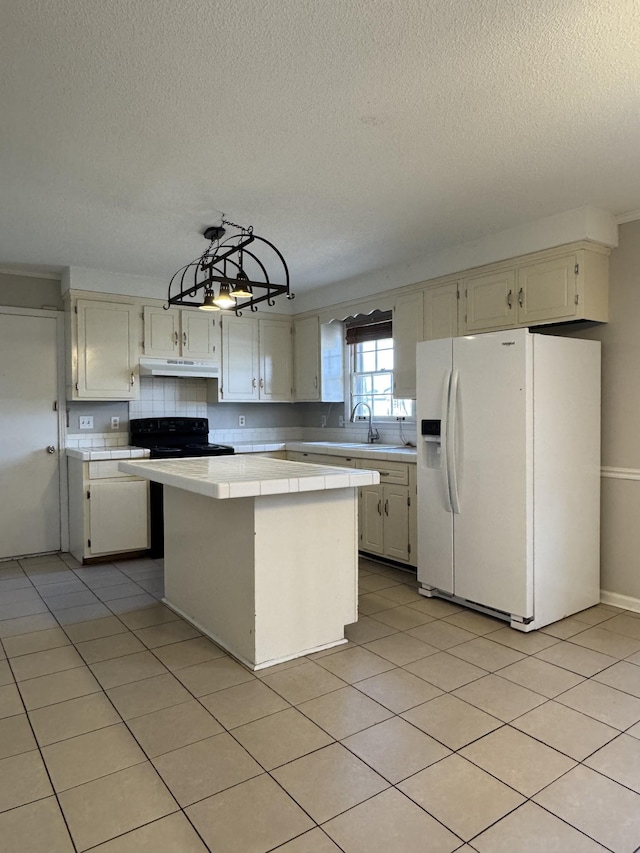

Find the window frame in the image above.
[{"left": 348, "top": 336, "right": 415, "bottom": 422}]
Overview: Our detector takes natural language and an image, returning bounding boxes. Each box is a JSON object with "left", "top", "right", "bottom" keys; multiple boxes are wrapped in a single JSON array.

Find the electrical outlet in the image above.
[
  {"left": 238, "top": 415, "right": 246, "bottom": 427},
  {"left": 79, "top": 416, "right": 93, "bottom": 430},
  {"left": 338, "top": 415, "right": 345, "bottom": 427},
  {"left": 321, "top": 415, "right": 327, "bottom": 427},
  {"left": 111, "top": 416, "right": 120, "bottom": 431}
]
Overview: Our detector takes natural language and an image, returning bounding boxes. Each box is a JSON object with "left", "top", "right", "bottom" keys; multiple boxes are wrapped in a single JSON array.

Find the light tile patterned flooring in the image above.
[{"left": 1, "top": 555, "right": 640, "bottom": 852}]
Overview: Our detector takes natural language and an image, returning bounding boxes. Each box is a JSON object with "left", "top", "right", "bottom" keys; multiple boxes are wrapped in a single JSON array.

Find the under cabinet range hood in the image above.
[{"left": 138, "top": 357, "right": 219, "bottom": 379}]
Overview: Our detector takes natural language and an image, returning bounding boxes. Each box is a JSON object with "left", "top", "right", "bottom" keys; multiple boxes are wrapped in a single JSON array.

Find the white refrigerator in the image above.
[{"left": 416, "top": 328, "right": 601, "bottom": 631}]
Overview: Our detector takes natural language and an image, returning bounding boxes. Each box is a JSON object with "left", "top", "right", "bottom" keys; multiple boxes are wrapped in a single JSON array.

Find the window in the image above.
[{"left": 350, "top": 337, "right": 414, "bottom": 419}]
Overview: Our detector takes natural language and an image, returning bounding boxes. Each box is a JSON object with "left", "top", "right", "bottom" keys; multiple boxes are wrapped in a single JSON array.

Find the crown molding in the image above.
[{"left": 616, "top": 210, "right": 640, "bottom": 224}]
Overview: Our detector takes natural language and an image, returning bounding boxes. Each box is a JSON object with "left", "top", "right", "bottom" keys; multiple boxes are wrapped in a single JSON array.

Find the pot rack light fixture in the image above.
[{"left": 166, "top": 219, "right": 294, "bottom": 314}]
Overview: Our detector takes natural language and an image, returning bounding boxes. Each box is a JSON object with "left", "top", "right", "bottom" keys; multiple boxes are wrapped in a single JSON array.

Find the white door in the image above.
[
  {"left": 452, "top": 329, "right": 533, "bottom": 618},
  {"left": 89, "top": 480, "right": 149, "bottom": 555},
  {"left": 416, "top": 338, "right": 455, "bottom": 593},
  {"left": 221, "top": 316, "right": 259, "bottom": 401},
  {"left": 294, "top": 316, "right": 320, "bottom": 401},
  {"left": 181, "top": 311, "right": 218, "bottom": 360},
  {"left": 143, "top": 306, "right": 179, "bottom": 357},
  {"left": 0, "top": 311, "right": 61, "bottom": 558},
  {"left": 259, "top": 319, "right": 292, "bottom": 401}
]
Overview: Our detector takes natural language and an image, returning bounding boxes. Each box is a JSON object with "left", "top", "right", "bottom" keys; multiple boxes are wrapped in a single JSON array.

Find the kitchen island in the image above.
[{"left": 119, "top": 455, "right": 379, "bottom": 670}]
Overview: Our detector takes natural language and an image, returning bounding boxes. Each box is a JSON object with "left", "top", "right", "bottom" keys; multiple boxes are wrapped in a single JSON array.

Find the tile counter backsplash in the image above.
[{"left": 130, "top": 377, "right": 208, "bottom": 420}]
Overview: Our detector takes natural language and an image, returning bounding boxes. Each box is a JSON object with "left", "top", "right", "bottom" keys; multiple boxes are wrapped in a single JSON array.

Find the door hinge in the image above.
[
  {"left": 574, "top": 263, "right": 579, "bottom": 275},
  {"left": 86, "top": 490, "right": 91, "bottom": 499}
]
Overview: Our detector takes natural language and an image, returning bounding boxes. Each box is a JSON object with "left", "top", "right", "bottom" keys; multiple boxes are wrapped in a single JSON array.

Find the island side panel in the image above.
[
  {"left": 252, "top": 488, "right": 358, "bottom": 667},
  {"left": 162, "top": 486, "right": 256, "bottom": 664}
]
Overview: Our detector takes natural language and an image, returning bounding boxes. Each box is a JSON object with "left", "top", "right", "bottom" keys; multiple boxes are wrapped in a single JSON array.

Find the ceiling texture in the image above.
[{"left": 1, "top": 0, "right": 640, "bottom": 296}]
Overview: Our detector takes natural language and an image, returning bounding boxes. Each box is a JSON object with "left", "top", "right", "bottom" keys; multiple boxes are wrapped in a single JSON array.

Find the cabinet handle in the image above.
[
  {"left": 377, "top": 500, "right": 382, "bottom": 516},
  {"left": 384, "top": 499, "right": 389, "bottom": 516},
  {"left": 379, "top": 471, "right": 390, "bottom": 476},
  {"left": 507, "top": 290, "right": 513, "bottom": 308},
  {"left": 252, "top": 378, "right": 257, "bottom": 389},
  {"left": 259, "top": 378, "right": 264, "bottom": 389},
  {"left": 174, "top": 331, "right": 178, "bottom": 344},
  {"left": 130, "top": 373, "right": 135, "bottom": 386},
  {"left": 518, "top": 288, "right": 524, "bottom": 307},
  {"left": 183, "top": 331, "right": 187, "bottom": 345}
]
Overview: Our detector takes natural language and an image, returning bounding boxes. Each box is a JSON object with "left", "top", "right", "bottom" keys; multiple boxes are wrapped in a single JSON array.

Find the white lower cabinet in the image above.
[
  {"left": 287, "top": 450, "right": 416, "bottom": 567},
  {"left": 357, "top": 459, "right": 416, "bottom": 566},
  {"left": 68, "top": 458, "right": 149, "bottom": 562},
  {"left": 359, "top": 478, "right": 412, "bottom": 563}
]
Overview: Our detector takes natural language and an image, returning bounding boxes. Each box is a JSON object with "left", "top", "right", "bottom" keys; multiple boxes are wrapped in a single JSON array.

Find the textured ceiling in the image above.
[{"left": 1, "top": 0, "right": 639, "bottom": 293}]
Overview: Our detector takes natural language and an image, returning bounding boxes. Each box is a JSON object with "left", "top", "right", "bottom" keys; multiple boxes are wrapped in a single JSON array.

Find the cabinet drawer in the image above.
[
  {"left": 88, "top": 461, "right": 137, "bottom": 480},
  {"left": 357, "top": 459, "right": 409, "bottom": 485},
  {"left": 288, "top": 452, "right": 357, "bottom": 467}
]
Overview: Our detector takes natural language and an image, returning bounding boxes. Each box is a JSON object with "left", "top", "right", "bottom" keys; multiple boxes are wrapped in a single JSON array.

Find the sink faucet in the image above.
[{"left": 349, "top": 402, "right": 380, "bottom": 443}]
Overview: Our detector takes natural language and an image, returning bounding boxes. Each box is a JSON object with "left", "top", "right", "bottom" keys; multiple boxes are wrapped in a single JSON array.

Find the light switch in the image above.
[{"left": 79, "top": 416, "right": 93, "bottom": 429}]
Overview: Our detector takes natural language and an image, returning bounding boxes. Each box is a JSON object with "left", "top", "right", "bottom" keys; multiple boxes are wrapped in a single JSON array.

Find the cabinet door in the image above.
[
  {"left": 462, "top": 270, "right": 515, "bottom": 332},
  {"left": 143, "top": 306, "right": 179, "bottom": 357},
  {"left": 88, "top": 480, "right": 149, "bottom": 555},
  {"left": 320, "top": 321, "right": 345, "bottom": 402},
  {"left": 424, "top": 283, "right": 458, "bottom": 341},
  {"left": 294, "top": 316, "right": 320, "bottom": 401},
  {"left": 181, "top": 310, "right": 219, "bottom": 360},
  {"left": 220, "top": 315, "right": 259, "bottom": 401},
  {"left": 76, "top": 300, "right": 139, "bottom": 399},
  {"left": 517, "top": 254, "right": 577, "bottom": 325},
  {"left": 393, "top": 291, "right": 424, "bottom": 400},
  {"left": 259, "top": 319, "right": 293, "bottom": 401},
  {"left": 359, "top": 484, "right": 384, "bottom": 555},
  {"left": 383, "top": 484, "right": 410, "bottom": 562}
]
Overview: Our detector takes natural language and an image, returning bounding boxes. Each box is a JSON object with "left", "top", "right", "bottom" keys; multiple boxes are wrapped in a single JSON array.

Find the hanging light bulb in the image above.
[
  {"left": 230, "top": 273, "right": 253, "bottom": 299},
  {"left": 213, "top": 281, "right": 236, "bottom": 309},
  {"left": 199, "top": 286, "right": 220, "bottom": 311},
  {"left": 230, "top": 249, "right": 253, "bottom": 298}
]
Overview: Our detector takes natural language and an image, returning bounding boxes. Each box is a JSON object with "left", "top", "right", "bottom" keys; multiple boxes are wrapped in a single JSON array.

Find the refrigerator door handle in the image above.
[
  {"left": 441, "top": 369, "right": 453, "bottom": 513},
  {"left": 447, "top": 369, "right": 461, "bottom": 514}
]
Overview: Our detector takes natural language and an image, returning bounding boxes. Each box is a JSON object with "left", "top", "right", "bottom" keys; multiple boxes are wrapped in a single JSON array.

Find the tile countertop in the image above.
[
  {"left": 66, "top": 446, "right": 151, "bottom": 461},
  {"left": 118, "top": 455, "right": 380, "bottom": 500},
  {"left": 286, "top": 441, "right": 417, "bottom": 462}
]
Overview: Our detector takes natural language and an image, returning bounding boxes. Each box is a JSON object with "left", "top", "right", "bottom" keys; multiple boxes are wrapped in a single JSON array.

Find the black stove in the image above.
[
  {"left": 129, "top": 418, "right": 235, "bottom": 459},
  {"left": 129, "top": 418, "right": 234, "bottom": 556}
]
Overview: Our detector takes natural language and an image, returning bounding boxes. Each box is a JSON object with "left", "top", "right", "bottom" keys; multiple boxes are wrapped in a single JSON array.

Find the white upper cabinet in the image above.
[
  {"left": 462, "top": 270, "right": 515, "bottom": 332},
  {"left": 517, "top": 253, "right": 585, "bottom": 325},
  {"left": 424, "top": 282, "right": 459, "bottom": 342},
  {"left": 220, "top": 315, "right": 293, "bottom": 402},
  {"left": 459, "top": 245, "right": 609, "bottom": 334},
  {"left": 70, "top": 298, "right": 141, "bottom": 400},
  {"left": 259, "top": 318, "right": 293, "bottom": 401},
  {"left": 394, "top": 283, "right": 459, "bottom": 399},
  {"left": 143, "top": 306, "right": 219, "bottom": 360},
  {"left": 393, "top": 291, "right": 424, "bottom": 401},
  {"left": 293, "top": 316, "right": 344, "bottom": 402}
]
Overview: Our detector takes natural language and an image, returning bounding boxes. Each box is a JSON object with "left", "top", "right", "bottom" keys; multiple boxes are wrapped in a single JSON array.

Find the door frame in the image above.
[{"left": 0, "top": 305, "right": 69, "bottom": 554}]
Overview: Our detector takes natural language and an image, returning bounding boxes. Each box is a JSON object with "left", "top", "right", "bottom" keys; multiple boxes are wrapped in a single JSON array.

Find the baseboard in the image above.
[{"left": 600, "top": 589, "right": 640, "bottom": 614}]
